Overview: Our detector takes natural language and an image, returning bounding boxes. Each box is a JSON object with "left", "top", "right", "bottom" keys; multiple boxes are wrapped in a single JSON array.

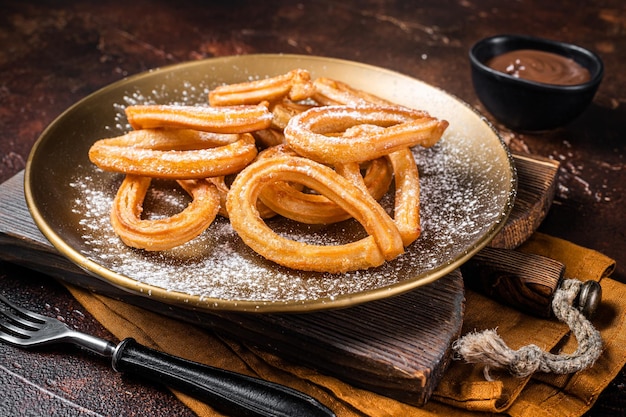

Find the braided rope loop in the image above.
[{"left": 453, "top": 279, "right": 603, "bottom": 378}]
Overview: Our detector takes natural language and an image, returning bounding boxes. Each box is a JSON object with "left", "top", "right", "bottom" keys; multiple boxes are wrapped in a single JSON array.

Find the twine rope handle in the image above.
[{"left": 453, "top": 279, "right": 603, "bottom": 378}]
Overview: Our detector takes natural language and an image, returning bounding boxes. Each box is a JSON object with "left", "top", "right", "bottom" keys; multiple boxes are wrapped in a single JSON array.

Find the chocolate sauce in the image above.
[{"left": 487, "top": 49, "right": 591, "bottom": 85}]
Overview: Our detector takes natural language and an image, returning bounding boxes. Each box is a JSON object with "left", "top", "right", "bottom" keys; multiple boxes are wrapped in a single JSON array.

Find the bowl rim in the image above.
[{"left": 469, "top": 33, "right": 604, "bottom": 91}]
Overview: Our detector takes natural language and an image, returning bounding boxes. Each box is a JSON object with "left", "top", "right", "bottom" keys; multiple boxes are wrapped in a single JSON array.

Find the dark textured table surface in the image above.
[{"left": 1, "top": 1, "right": 625, "bottom": 416}]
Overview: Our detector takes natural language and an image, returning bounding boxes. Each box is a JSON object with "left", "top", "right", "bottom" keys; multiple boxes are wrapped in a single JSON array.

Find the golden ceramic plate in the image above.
[{"left": 25, "top": 54, "right": 515, "bottom": 313}]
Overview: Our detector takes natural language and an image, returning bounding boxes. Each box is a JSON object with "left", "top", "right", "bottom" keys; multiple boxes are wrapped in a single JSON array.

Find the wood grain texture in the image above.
[
  {"left": 0, "top": 150, "right": 561, "bottom": 405},
  {"left": 462, "top": 246, "right": 565, "bottom": 318},
  {"left": 489, "top": 154, "right": 560, "bottom": 249},
  {"left": 1, "top": 1, "right": 624, "bottom": 414},
  {"left": 0, "top": 170, "right": 463, "bottom": 406}
]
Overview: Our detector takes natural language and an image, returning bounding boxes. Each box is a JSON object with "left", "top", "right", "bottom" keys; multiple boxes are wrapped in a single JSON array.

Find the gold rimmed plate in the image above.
[{"left": 25, "top": 54, "right": 516, "bottom": 313}]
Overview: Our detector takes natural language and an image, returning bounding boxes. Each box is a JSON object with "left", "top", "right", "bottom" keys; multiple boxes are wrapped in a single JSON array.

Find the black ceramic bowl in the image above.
[{"left": 469, "top": 34, "right": 604, "bottom": 131}]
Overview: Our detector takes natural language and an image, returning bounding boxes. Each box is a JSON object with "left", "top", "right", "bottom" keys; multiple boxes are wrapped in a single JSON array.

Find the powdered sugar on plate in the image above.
[
  {"left": 52, "top": 58, "right": 514, "bottom": 310},
  {"left": 70, "top": 105, "right": 510, "bottom": 304}
]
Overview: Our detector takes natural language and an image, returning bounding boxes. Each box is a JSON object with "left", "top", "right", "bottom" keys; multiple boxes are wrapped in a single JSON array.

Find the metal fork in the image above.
[{"left": 0, "top": 294, "right": 335, "bottom": 417}]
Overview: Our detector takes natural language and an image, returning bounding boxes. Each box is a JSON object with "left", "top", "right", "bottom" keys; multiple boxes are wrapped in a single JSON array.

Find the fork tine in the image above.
[
  {"left": 0, "top": 294, "right": 48, "bottom": 343},
  {"left": 0, "top": 294, "right": 72, "bottom": 349},
  {"left": 0, "top": 294, "right": 118, "bottom": 355},
  {"left": 0, "top": 317, "right": 38, "bottom": 339},
  {"left": 0, "top": 309, "right": 41, "bottom": 331},
  {"left": 0, "top": 294, "right": 47, "bottom": 325},
  {"left": 0, "top": 329, "right": 35, "bottom": 346}
]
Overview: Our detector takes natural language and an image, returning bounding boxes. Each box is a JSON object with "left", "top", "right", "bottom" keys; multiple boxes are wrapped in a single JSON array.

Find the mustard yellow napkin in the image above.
[{"left": 66, "top": 233, "right": 625, "bottom": 416}]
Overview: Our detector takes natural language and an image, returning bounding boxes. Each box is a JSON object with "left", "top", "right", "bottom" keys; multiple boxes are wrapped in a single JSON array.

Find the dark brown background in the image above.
[{"left": 1, "top": 1, "right": 624, "bottom": 415}]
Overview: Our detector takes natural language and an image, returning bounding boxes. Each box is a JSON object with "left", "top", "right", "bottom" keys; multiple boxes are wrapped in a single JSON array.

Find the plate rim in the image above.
[{"left": 24, "top": 53, "right": 517, "bottom": 313}]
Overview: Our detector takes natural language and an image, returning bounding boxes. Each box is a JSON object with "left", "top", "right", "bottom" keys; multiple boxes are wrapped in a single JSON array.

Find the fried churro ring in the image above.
[
  {"left": 270, "top": 100, "right": 315, "bottom": 130},
  {"left": 284, "top": 105, "right": 449, "bottom": 164},
  {"left": 207, "top": 176, "right": 276, "bottom": 219},
  {"left": 311, "top": 77, "right": 394, "bottom": 106},
  {"left": 340, "top": 123, "right": 422, "bottom": 245},
  {"left": 111, "top": 175, "right": 220, "bottom": 251},
  {"left": 90, "top": 69, "right": 440, "bottom": 270},
  {"left": 208, "top": 69, "right": 314, "bottom": 106},
  {"left": 125, "top": 103, "right": 272, "bottom": 133},
  {"left": 206, "top": 176, "right": 231, "bottom": 218},
  {"left": 257, "top": 145, "right": 393, "bottom": 224},
  {"left": 227, "top": 155, "right": 404, "bottom": 273},
  {"left": 387, "top": 148, "right": 421, "bottom": 246},
  {"left": 89, "top": 129, "right": 258, "bottom": 179},
  {"left": 253, "top": 128, "right": 285, "bottom": 148},
  {"left": 252, "top": 101, "right": 314, "bottom": 148}
]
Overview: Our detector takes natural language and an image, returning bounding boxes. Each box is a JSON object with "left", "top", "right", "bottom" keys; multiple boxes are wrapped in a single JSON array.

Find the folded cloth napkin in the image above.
[{"left": 66, "top": 233, "right": 625, "bottom": 417}]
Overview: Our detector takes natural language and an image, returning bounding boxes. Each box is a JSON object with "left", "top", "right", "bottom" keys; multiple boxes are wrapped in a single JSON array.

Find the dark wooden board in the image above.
[
  {"left": 489, "top": 153, "right": 559, "bottom": 249},
  {"left": 0, "top": 170, "right": 463, "bottom": 406},
  {"left": 0, "top": 152, "right": 558, "bottom": 405}
]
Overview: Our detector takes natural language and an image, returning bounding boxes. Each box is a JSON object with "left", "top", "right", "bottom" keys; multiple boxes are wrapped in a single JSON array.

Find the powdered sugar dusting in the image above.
[
  {"left": 70, "top": 130, "right": 510, "bottom": 304},
  {"left": 62, "top": 63, "right": 513, "bottom": 308},
  {"left": 106, "top": 81, "right": 211, "bottom": 133}
]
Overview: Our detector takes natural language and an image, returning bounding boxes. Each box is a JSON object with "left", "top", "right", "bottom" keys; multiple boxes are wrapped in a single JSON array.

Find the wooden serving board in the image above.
[{"left": 0, "top": 152, "right": 559, "bottom": 406}]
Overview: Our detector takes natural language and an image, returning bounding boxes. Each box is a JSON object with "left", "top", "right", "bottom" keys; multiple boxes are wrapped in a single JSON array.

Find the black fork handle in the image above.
[{"left": 111, "top": 338, "right": 335, "bottom": 417}]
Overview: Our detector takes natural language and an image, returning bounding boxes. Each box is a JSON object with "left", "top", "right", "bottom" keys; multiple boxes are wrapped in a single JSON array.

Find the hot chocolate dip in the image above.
[{"left": 487, "top": 49, "right": 591, "bottom": 85}]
